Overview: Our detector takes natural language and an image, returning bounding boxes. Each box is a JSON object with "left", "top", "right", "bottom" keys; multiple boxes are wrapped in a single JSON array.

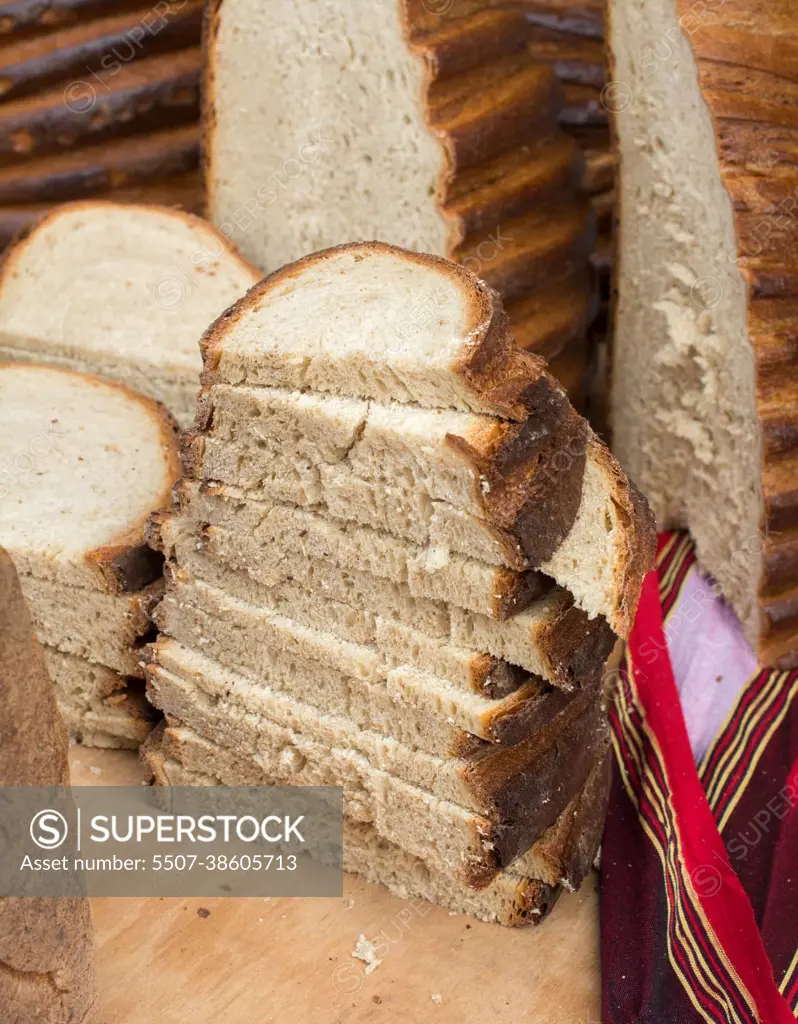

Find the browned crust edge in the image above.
[
  {"left": 199, "top": 239, "right": 570, "bottom": 424},
  {"left": 0, "top": 196, "right": 260, "bottom": 294},
  {"left": 0, "top": 360, "right": 181, "bottom": 592}
]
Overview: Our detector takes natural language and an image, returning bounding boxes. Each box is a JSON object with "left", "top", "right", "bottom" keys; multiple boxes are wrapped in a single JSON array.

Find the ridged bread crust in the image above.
[
  {"left": 0, "top": 48, "right": 200, "bottom": 164},
  {"left": 680, "top": 5, "right": 798, "bottom": 666},
  {"left": 0, "top": 125, "right": 200, "bottom": 206},
  {"left": 203, "top": 0, "right": 596, "bottom": 363},
  {"left": 0, "top": 0, "right": 143, "bottom": 39},
  {"left": 0, "top": 1, "right": 203, "bottom": 102}
]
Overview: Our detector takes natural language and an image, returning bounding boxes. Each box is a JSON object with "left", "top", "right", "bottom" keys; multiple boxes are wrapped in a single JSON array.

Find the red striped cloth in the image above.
[{"left": 601, "top": 532, "right": 798, "bottom": 1023}]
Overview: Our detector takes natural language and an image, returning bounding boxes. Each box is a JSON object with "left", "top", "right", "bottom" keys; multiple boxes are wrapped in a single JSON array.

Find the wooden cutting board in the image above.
[{"left": 70, "top": 746, "right": 601, "bottom": 1024}]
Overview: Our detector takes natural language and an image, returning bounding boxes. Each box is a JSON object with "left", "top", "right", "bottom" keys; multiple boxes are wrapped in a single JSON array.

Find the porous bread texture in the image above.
[
  {"left": 150, "top": 505, "right": 616, "bottom": 688},
  {"left": 160, "top": 541, "right": 523, "bottom": 699},
  {"left": 190, "top": 381, "right": 653, "bottom": 634},
  {"left": 171, "top": 485, "right": 550, "bottom": 623},
  {"left": 143, "top": 723, "right": 609, "bottom": 926},
  {"left": 0, "top": 363, "right": 180, "bottom": 592},
  {"left": 0, "top": 203, "right": 260, "bottom": 424},
  {"left": 146, "top": 638, "right": 599, "bottom": 822},
  {"left": 609, "top": 0, "right": 772, "bottom": 654},
  {"left": 144, "top": 641, "right": 605, "bottom": 886},
  {"left": 43, "top": 646, "right": 156, "bottom": 749},
  {"left": 204, "top": 0, "right": 595, "bottom": 367},
  {"left": 199, "top": 242, "right": 566, "bottom": 422},
  {"left": 20, "top": 574, "right": 158, "bottom": 677},
  {"left": 153, "top": 578, "right": 578, "bottom": 753},
  {"left": 0, "top": 172, "right": 204, "bottom": 251}
]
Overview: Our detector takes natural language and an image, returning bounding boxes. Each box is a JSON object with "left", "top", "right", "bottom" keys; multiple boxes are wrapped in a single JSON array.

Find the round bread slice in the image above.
[
  {"left": 0, "top": 199, "right": 261, "bottom": 423},
  {"left": 0, "top": 362, "right": 181, "bottom": 592}
]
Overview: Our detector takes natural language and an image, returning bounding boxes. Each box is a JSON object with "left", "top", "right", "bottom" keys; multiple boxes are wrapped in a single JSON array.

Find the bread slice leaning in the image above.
[
  {"left": 608, "top": 0, "right": 798, "bottom": 665},
  {"left": 0, "top": 362, "right": 180, "bottom": 592},
  {"left": 0, "top": 201, "right": 260, "bottom": 424}
]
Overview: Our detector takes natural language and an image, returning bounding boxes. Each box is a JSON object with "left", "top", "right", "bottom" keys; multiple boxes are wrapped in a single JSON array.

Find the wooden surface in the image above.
[{"left": 70, "top": 746, "right": 602, "bottom": 1024}]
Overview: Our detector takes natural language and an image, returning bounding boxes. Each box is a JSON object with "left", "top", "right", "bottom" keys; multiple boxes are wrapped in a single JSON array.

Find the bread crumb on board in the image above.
[{"left": 352, "top": 934, "right": 382, "bottom": 975}]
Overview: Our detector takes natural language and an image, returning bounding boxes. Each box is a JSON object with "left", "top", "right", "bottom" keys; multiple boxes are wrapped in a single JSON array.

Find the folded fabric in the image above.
[{"left": 601, "top": 531, "right": 798, "bottom": 1023}]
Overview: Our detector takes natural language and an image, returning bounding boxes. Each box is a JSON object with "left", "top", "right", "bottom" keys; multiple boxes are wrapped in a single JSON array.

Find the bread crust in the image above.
[
  {"left": 0, "top": 195, "right": 259, "bottom": 293},
  {"left": 0, "top": 48, "right": 200, "bottom": 163},
  {"left": 203, "top": 0, "right": 596, "bottom": 365},
  {"left": 670, "top": 2, "right": 798, "bottom": 663},
  {"left": 0, "top": 547, "right": 98, "bottom": 1022},
  {"left": 0, "top": 1, "right": 203, "bottom": 102},
  {"left": 0, "top": 361, "right": 181, "bottom": 592},
  {"left": 200, "top": 239, "right": 573, "bottom": 423},
  {"left": 0, "top": 125, "right": 200, "bottom": 205},
  {"left": 142, "top": 719, "right": 606, "bottom": 925},
  {"left": 0, "top": 0, "right": 142, "bottom": 39}
]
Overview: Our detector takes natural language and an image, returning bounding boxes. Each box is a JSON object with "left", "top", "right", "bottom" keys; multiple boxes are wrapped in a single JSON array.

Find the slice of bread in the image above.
[
  {"left": 159, "top": 542, "right": 525, "bottom": 699},
  {"left": 144, "top": 722, "right": 610, "bottom": 924},
  {"left": 204, "top": 0, "right": 596, "bottom": 367},
  {"left": 144, "top": 640, "right": 606, "bottom": 886},
  {"left": 0, "top": 202, "right": 260, "bottom": 423},
  {"left": 0, "top": 362, "right": 180, "bottom": 592},
  {"left": 0, "top": 124, "right": 200, "bottom": 205},
  {"left": 20, "top": 573, "right": 159, "bottom": 676},
  {"left": 152, "top": 577, "right": 595, "bottom": 754},
  {"left": 608, "top": 0, "right": 798, "bottom": 665},
  {"left": 170, "top": 487, "right": 553, "bottom": 623},
  {"left": 0, "top": 48, "right": 200, "bottom": 162},
  {"left": 200, "top": 241, "right": 569, "bottom": 422}
]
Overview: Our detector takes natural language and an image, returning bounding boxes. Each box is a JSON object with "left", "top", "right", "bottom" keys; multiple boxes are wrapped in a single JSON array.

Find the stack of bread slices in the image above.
[
  {"left": 0, "top": 0, "right": 205, "bottom": 248},
  {"left": 0, "top": 362, "right": 180, "bottom": 747},
  {"left": 143, "top": 242, "right": 655, "bottom": 924}
]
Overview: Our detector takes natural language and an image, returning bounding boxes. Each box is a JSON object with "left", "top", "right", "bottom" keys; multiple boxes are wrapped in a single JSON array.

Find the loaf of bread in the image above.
[
  {"left": 0, "top": 0, "right": 205, "bottom": 241},
  {"left": 0, "top": 362, "right": 181, "bottom": 745},
  {"left": 0, "top": 200, "right": 260, "bottom": 423},
  {"left": 0, "top": 546, "right": 98, "bottom": 1023},
  {"left": 608, "top": 0, "right": 798, "bottom": 666},
  {"left": 144, "top": 242, "right": 655, "bottom": 922},
  {"left": 203, "top": 0, "right": 598, "bottom": 401}
]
